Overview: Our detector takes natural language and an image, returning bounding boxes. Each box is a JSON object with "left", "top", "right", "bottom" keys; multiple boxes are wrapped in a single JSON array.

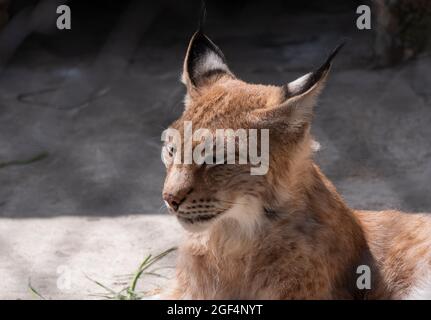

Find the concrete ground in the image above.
[
  {"left": 0, "top": 1, "right": 430, "bottom": 299},
  {"left": 0, "top": 215, "right": 181, "bottom": 299}
]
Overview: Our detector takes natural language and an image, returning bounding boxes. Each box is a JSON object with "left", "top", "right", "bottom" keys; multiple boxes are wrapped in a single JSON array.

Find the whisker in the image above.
[
  {"left": 215, "top": 199, "right": 250, "bottom": 207},
  {"left": 157, "top": 204, "right": 167, "bottom": 213}
]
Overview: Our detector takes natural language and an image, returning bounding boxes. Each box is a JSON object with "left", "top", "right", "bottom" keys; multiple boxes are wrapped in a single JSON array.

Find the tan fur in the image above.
[{"left": 162, "top": 33, "right": 431, "bottom": 300}]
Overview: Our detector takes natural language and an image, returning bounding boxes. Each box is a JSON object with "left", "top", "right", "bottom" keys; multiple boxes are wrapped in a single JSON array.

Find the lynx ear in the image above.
[
  {"left": 182, "top": 32, "right": 233, "bottom": 89},
  {"left": 252, "top": 43, "right": 344, "bottom": 132},
  {"left": 282, "top": 42, "right": 344, "bottom": 100}
]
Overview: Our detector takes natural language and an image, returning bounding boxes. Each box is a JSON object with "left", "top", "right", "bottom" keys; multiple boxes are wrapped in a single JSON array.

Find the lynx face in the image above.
[{"left": 162, "top": 32, "right": 341, "bottom": 232}]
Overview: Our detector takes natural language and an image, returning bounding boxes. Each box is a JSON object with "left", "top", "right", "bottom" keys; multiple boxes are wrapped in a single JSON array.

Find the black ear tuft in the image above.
[
  {"left": 282, "top": 41, "right": 346, "bottom": 99},
  {"left": 182, "top": 1, "right": 232, "bottom": 88},
  {"left": 184, "top": 32, "right": 231, "bottom": 87},
  {"left": 316, "top": 41, "right": 346, "bottom": 76},
  {"left": 197, "top": 0, "right": 207, "bottom": 33}
]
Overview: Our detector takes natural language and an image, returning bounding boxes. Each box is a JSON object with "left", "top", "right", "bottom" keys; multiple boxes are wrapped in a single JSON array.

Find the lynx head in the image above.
[{"left": 162, "top": 31, "right": 342, "bottom": 233}]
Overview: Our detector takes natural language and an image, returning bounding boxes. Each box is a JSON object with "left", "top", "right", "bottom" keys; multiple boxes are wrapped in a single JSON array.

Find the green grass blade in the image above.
[
  {"left": 129, "top": 247, "right": 177, "bottom": 293},
  {"left": 28, "top": 279, "right": 47, "bottom": 300},
  {"left": 84, "top": 274, "right": 117, "bottom": 294}
]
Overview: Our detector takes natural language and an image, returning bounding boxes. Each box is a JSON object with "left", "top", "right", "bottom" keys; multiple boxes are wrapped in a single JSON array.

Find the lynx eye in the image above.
[
  {"left": 162, "top": 143, "right": 176, "bottom": 166},
  {"left": 166, "top": 144, "right": 175, "bottom": 157}
]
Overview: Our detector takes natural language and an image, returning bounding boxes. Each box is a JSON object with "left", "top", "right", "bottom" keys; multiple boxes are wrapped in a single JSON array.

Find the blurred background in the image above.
[{"left": 0, "top": 0, "right": 430, "bottom": 299}]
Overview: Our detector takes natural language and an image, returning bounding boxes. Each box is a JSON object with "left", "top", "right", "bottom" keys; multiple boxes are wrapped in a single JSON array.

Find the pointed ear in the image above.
[
  {"left": 251, "top": 43, "right": 345, "bottom": 132},
  {"left": 182, "top": 32, "right": 233, "bottom": 90}
]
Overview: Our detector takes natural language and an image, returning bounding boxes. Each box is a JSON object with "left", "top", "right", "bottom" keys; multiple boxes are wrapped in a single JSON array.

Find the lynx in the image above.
[{"left": 161, "top": 29, "right": 431, "bottom": 299}]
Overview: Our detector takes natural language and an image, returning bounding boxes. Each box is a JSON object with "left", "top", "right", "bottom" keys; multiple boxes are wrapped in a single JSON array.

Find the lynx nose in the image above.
[
  {"left": 163, "top": 194, "right": 182, "bottom": 211},
  {"left": 163, "top": 188, "right": 193, "bottom": 212}
]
